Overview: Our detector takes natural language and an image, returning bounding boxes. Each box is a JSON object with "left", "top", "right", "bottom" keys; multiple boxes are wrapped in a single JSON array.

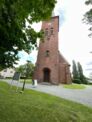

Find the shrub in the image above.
[
  {"left": 72, "top": 79, "right": 81, "bottom": 84},
  {"left": 82, "top": 77, "right": 88, "bottom": 84}
]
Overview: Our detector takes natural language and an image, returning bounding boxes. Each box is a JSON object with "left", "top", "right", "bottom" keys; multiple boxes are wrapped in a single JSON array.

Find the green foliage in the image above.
[
  {"left": 16, "top": 61, "right": 35, "bottom": 91},
  {"left": 83, "top": 0, "right": 92, "bottom": 37},
  {"left": 72, "top": 79, "right": 81, "bottom": 84},
  {"left": 0, "top": 81, "right": 92, "bottom": 122},
  {"left": 0, "top": 0, "right": 56, "bottom": 69},
  {"left": 77, "top": 62, "right": 88, "bottom": 84},
  {"left": 16, "top": 61, "right": 35, "bottom": 78},
  {"left": 16, "top": 65, "right": 25, "bottom": 77},
  {"left": 85, "top": 0, "right": 92, "bottom": 5},
  {"left": 63, "top": 84, "right": 86, "bottom": 89},
  {"left": 72, "top": 60, "right": 88, "bottom": 84},
  {"left": 20, "top": 79, "right": 32, "bottom": 84},
  {"left": 72, "top": 60, "right": 79, "bottom": 79}
]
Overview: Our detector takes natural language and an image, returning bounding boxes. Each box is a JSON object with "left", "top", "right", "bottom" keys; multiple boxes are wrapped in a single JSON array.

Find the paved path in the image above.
[{"left": 2, "top": 79, "right": 92, "bottom": 108}]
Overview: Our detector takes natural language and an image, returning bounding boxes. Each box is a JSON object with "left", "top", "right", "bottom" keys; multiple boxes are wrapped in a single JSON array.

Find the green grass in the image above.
[
  {"left": 63, "top": 83, "right": 86, "bottom": 89},
  {"left": 0, "top": 81, "right": 92, "bottom": 122},
  {"left": 2, "top": 78, "right": 32, "bottom": 84},
  {"left": 20, "top": 79, "right": 32, "bottom": 84}
]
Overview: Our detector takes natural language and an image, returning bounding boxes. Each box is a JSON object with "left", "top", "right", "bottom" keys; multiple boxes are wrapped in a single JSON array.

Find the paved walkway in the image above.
[{"left": 2, "top": 80, "right": 92, "bottom": 108}]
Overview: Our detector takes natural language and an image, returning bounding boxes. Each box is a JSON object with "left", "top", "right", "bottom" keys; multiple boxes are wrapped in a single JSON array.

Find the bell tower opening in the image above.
[{"left": 43, "top": 68, "right": 50, "bottom": 82}]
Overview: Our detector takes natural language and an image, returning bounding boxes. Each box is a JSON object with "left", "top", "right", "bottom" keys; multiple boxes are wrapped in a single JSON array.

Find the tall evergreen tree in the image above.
[
  {"left": 72, "top": 60, "right": 79, "bottom": 79},
  {"left": 72, "top": 60, "right": 88, "bottom": 84},
  {"left": 77, "top": 62, "right": 88, "bottom": 84},
  {"left": 77, "top": 62, "right": 83, "bottom": 83},
  {"left": 72, "top": 60, "right": 81, "bottom": 84}
]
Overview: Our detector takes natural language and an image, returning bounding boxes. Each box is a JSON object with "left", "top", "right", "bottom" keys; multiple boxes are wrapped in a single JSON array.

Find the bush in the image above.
[
  {"left": 88, "top": 82, "right": 92, "bottom": 85},
  {"left": 72, "top": 79, "right": 81, "bottom": 84},
  {"left": 82, "top": 77, "right": 88, "bottom": 84}
]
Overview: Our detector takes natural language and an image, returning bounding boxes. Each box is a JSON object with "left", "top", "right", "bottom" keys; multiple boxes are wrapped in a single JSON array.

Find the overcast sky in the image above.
[{"left": 18, "top": 0, "right": 92, "bottom": 77}]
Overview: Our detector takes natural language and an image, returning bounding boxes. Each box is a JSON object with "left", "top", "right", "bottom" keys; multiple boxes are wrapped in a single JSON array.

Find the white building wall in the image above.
[{"left": 0, "top": 68, "right": 15, "bottom": 78}]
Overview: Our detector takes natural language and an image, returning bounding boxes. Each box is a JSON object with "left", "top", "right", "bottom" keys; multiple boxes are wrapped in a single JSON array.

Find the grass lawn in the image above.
[
  {"left": 63, "top": 83, "right": 86, "bottom": 89},
  {"left": 2, "top": 78, "right": 32, "bottom": 84},
  {"left": 20, "top": 79, "right": 32, "bottom": 84},
  {"left": 0, "top": 81, "right": 92, "bottom": 122}
]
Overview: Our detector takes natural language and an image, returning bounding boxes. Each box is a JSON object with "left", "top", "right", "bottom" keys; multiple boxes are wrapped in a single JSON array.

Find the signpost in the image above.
[
  {"left": 13, "top": 72, "right": 20, "bottom": 80},
  {"left": 10, "top": 72, "right": 21, "bottom": 92}
]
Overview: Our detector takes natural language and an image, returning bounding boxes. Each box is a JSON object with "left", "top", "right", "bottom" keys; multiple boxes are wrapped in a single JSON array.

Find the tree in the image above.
[
  {"left": 83, "top": 0, "right": 92, "bottom": 37},
  {"left": 16, "top": 61, "right": 35, "bottom": 92},
  {"left": 77, "top": 62, "right": 88, "bottom": 84},
  {"left": 72, "top": 60, "right": 81, "bottom": 84},
  {"left": 16, "top": 61, "right": 35, "bottom": 79},
  {"left": 16, "top": 65, "right": 25, "bottom": 77},
  {"left": 72, "top": 60, "right": 88, "bottom": 84},
  {"left": 72, "top": 60, "right": 79, "bottom": 79},
  {"left": 0, "top": 0, "right": 56, "bottom": 70}
]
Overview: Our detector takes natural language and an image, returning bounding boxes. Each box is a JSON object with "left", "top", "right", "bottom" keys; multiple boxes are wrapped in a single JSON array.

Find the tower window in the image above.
[
  {"left": 45, "top": 28, "right": 48, "bottom": 37},
  {"left": 41, "top": 29, "right": 45, "bottom": 41},
  {"left": 50, "top": 27, "right": 54, "bottom": 35},
  {"left": 45, "top": 50, "right": 50, "bottom": 57},
  {"left": 47, "top": 37, "right": 50, "bottom": 40}
]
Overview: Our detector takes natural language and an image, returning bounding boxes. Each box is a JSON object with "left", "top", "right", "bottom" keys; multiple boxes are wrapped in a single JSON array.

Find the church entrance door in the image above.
[{"left": 43, "top": 68, "right": 50, "bottom": 82}]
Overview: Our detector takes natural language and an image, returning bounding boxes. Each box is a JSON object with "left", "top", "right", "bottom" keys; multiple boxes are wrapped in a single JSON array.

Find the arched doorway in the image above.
[{"left": 43, "top": 68, "right": 50, "bottom": 82}]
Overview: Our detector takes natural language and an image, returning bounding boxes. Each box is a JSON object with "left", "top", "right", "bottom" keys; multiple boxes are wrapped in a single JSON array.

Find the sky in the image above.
[{"left": 18, "top": 0, "right": 92, "bottom": 77}]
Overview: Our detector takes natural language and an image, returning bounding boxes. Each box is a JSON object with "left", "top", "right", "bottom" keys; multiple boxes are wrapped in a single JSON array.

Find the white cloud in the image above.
[{"left": 56, "top": 0, "right": 92, "bottom": 76}]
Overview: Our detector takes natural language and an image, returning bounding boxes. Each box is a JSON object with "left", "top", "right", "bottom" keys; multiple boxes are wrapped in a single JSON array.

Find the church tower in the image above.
[{"left": 34, "top": 16, "right": 71, "bottom": 84}]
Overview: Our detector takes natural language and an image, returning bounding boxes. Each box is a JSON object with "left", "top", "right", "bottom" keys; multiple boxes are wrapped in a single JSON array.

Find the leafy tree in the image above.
[
  {"left": 25, "top": 61, "right": 35, "bottom": 79},
  {"left": 16, "top": 60, "right": 35, "bottom": 92},
  {"left": 16, "top": 65, "right": 25, "bottom": 77},
  {"left": 83, "top": 0, "right": 92, "bottom": 37},
  {"left": 16, "top": 61, "right": 35, "bottom": 78},
  {"left": 77, "top": 62, "right": 88, "bottom": 84},
  {"left": 72, "top": 60, "right": 81, "bottom": 84},
  {"left": 77, "top": 62, "right": 83, "bottom": 82},
  {"left": 0, "top": 0, "right": 56, "bottom": 69},
  {"left": 72, "top": 60, "right": 88, "bottom": 84},
  {"left": 72, "top": 60, "right": 79, "bottom": 79}
]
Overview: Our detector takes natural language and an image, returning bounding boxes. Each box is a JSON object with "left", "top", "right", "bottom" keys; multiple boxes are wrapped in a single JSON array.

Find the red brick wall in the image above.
[{"left": 34, "top": 16, "right": 71, "bottom": 84}]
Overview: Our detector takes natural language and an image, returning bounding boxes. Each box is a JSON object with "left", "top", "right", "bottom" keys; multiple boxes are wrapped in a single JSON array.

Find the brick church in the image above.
[{"left": 34, "top": 15, "right": 71, "bottom": 85}]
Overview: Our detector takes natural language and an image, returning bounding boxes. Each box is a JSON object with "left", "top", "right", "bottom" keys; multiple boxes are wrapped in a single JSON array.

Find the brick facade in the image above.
[{"left": 34, "top": 16, "right": 71, "bottom": 84}]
